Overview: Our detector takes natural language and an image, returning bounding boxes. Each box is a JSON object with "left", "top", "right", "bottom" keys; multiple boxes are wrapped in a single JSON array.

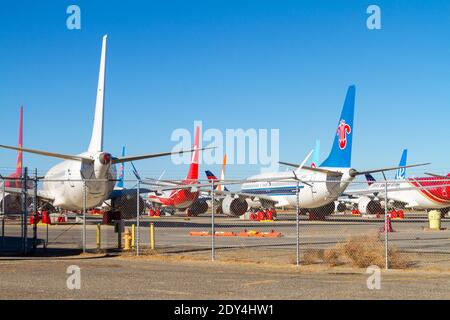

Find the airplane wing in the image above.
[
  {"left": 146, "top": 196, "right": 164, "bottom": 205},
  {"left": 112, "top": 146, "right": 215, "bottom": 164},
  {"left": 2, "top": 186, "right": 55, "bottom": 201},
  {"left": 343, "top": 182, "right": 450, "bottom": 196},
  {"left": 202, "top": 188, "right": 278, "bottom": 205},
  {"left": 279, "top": 161, "right": 430, "bottom": 177},
  {"left": 0, "top": 145, "right": 93, "bottom": 162},
  {"left": 424, "top": 173, "right": 450, "bottom": 179},
  {"left": 108, "top": 187, "right": 155, "bottom": 199}
]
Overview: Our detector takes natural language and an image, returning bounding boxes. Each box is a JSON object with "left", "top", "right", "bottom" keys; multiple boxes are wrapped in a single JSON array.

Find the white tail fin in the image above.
[{"left": 88, "top": 35, "right": 108, "bottom": 153}]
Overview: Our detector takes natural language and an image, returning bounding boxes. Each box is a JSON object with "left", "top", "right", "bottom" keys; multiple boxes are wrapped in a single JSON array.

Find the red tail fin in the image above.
[
  {"left": 16, "top": 105, "right": 23, "bottom": 174},
  {"left": 186, "top": 126, "right": 199, "bottom": 181}
]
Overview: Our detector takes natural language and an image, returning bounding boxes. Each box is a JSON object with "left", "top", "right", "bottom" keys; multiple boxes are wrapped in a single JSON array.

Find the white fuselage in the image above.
[
  {"left": 241, "top": 167, "right": 354, "bottom": 209},
  {"left": 366, "top": 181, "right": 450, "bottom": 210},
  {"left": 42, "top": 151, "right": 117, "bottom": 210}
]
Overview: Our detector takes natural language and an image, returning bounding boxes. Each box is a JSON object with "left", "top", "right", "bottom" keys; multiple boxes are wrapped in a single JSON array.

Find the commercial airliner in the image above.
[
  {"left": 0, "top": 35, "right": 203, "bottom": 217},
  {"left": 345, "top": 148, "right": 450, "bottom": 214},
  {"left": 200, "top": 86, "right": 429, "bottom": 218},
  {"left": 145, "top": 126, "right": 210, "bottom": 216}
]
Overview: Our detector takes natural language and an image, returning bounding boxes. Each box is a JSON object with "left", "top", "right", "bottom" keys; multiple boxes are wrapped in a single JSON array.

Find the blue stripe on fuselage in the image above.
[{"left": 241, "top": 185, "right": 305, "bottom": 196}]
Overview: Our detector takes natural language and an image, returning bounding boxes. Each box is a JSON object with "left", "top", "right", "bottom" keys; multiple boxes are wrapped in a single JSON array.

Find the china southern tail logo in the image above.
[{"left": 337, "top": 119, "right": 351, "bottom": 150}]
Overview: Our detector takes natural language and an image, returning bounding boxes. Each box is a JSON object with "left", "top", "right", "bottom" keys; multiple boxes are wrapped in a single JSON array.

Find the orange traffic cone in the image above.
[{"left": 382, "top": 214, "right": 394, "bottom": 232}]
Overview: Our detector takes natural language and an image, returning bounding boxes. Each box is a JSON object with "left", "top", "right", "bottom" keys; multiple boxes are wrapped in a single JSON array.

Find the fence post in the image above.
[
  {"left": 1, "top": 178, "right": 5, "bottom": 249},
  {"left": 22, "top": 167, "right": 28, "bottom": 254},
  {"left": 296, "top": 181, "right": 300, "bottom": 267},
  {"left": 211, "top": 180, "right": 215, "bottom": 261},
  {"left": 136, "top": 180, "right": 140, "bottom": 256},
  {"left": 150, "top": 222, "right": 155, "bottom": 250},
  {"left": 383, "top": 177, "right": 389, "bottom": 270},
  {"left": 96, "top": 223, "right": 101, "bottom": 251},
  {"left": 32, "top": 168, "right": 38, "bottom": 251},
  {"left": 83, "top": 180, "right": 87, "bottom": 254}
]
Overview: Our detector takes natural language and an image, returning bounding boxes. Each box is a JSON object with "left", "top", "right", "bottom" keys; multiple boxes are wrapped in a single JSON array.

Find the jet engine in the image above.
[
  {"left": 334, "top": 201, "right": 346, "bottom": 213},
  {"left": 111, "top": 193, "right": 145, "bottom": 219},
  {"left": 0, "top": 193, "right": 23, "bottom": 214},
  {"left": 308, "top": 202, "right": 335, "bottom": 219},
  {"left": 186, "top": 199, "right": 209, "bottom": 216},
  {"left": 358, "top": 197, "right": 382, "bottom": 215},
  {"left": 222, "top": 195, "right": 248, "bottom": 216}
]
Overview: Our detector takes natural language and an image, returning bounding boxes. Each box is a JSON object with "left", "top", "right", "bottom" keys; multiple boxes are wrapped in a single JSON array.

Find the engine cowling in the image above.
[
  {"left": 358, "top": 197, "right": 382, "bottom": 215},
  {"left": 111, "top": 194, "right": 145, "bottom": 219},
  {"left": 0, "top": 193, "right": 23, "bottom": 214},
  {"left": 222, "top": 196, "right": 248, "bottom": 216},
  {"left": 186, "top": 199, "right": 209, "bottom": 216},
  {"left": 334, "top": 201, "right": 346, "bottom": 213},
  {"left": 309, "top": 202, "right": 335, "bottom": 219}
]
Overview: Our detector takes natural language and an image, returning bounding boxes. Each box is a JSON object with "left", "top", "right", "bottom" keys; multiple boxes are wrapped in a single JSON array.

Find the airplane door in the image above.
[{"left": 67, "top": 169, "right": 75, "bottom": 188}]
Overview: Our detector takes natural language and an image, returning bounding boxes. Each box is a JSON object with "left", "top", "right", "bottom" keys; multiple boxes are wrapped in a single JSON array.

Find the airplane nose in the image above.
[{"left": 99, "top": 152, "right": 112, "bottom": 165}]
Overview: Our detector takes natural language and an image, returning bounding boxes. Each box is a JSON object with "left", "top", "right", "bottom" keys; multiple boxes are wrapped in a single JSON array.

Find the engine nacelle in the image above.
[
  {"left": 222, "top": 196, "right": 248, "bottom": 216},
  {"left": 0, "top": 193, "right": 23, "bottom": 214},
  {"left": 334, "top": 201, "right": 346, "bottom": 213},
  {"left": 111, "top": 194, "right": 145, "bottom": 219},
  {"left": 309, "top": 202, "right": 335, "bottom": 219},
  {"left": 358, "top": 197, "right": 382, "bottom": 215},
  {"left": 186, "top": 199, "right": 209, "bottom": 216}
]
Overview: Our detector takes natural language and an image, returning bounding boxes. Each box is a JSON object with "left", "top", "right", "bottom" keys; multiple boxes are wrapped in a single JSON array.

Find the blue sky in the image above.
[{"left": 1, "top": 0, "right": 450, "bottom": 180}]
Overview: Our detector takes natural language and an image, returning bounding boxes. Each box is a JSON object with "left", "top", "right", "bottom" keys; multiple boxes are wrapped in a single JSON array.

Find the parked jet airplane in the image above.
[
  {"left": 338, "top": 149, "right": 409, "bottom": 214},
  {"left": 344, "top": 148, "right": 450, "bottom": 214},
  {"left": 144, "top": 126, "right": 211, "bottom": 216},
  {"left": 0, "top": 35, "right": 204, "bottom": 217},
  {"left": 193, "top": 86, "right": 430, "bottom": 218},
  {"left": 0, "top": 106, "right": 34, "bottom": 214}
]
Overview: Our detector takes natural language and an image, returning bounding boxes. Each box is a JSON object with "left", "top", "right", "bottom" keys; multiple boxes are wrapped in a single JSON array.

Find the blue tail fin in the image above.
[
  {"left": 395, "top": 149, "right": 407, "bottom": 180},
  {"left": 365, "top": 173, "right": 376, "bottom": 186},
  {"left": 320, "top": 85, "right": 355, "bottom": 168},
  {"left": 117, "top": 146, "right": 125, "bottom": 188},
  {"left": 311, "top": 139, "right": 320, "bottom": 167}
]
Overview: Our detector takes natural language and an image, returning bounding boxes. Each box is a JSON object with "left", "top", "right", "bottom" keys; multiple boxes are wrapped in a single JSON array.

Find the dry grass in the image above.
[
  {"left": 323, "top": 248, "right": 344, "bottom": 266},
  {"left": 300, "top": 234, "right": 411, "bottom": 269},
  {"left": 302, "top": 249, "right": 324, "bottom": 265},
  {"left": 339, "top": 234, "right": 410, "bottom": 269}
]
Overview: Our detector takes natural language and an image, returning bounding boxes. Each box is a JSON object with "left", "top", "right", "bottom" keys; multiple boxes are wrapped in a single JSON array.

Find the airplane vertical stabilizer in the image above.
[
  {"left": 186, "top": 126, "right": 200, "bottom": 181},
  {"left": 16, "top": 105, "right": 23, "bottom": 174},
  {"left": 117, "top": 146, "right": 125, "bottom": 188},
  {"left": 395, "top": 149, "right": 408, "bottom": 180},
  {"left": 88, "top": 35, "right": 108, "bottom": 153},
  {"left": 320, "top": 85, "right": 355, "bottom": 168}
]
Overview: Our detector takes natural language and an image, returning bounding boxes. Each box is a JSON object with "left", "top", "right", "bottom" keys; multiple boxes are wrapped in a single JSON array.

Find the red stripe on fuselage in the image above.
[{"left": 409, "top": 177, "right": 450, "bottom": 205}]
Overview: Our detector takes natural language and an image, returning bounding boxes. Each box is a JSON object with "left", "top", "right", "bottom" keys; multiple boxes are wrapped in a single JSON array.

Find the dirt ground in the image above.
[{"left": 1, "top": 248, "right": 450, "bottom": 300}]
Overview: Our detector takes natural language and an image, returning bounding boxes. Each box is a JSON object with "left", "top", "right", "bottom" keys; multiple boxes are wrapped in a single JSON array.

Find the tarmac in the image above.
[{"left": 1, "top": 212, "right": 450, "bottom": 299}]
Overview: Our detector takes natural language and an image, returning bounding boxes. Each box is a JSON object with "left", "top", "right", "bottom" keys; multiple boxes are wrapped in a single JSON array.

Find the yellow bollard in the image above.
[
  {"left": 428, "top": 210, "right": 442, "bottom": 230},
  {"left": 150, "top": 223, "right": 155, "bottom": 250},
  {"left": 123, "top": 228, "right": 132, "bottom": 250},
  {"left": 131, "top": 224, "right": 135, "bottom": 249},
  {"left": 96, "top": 223, "right": 101, "bottom": 250}
]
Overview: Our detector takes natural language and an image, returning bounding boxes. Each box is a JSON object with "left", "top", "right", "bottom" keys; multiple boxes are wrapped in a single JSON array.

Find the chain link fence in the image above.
[{"left": 2, "top": 172, "right": 450, "bottom": 271}]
